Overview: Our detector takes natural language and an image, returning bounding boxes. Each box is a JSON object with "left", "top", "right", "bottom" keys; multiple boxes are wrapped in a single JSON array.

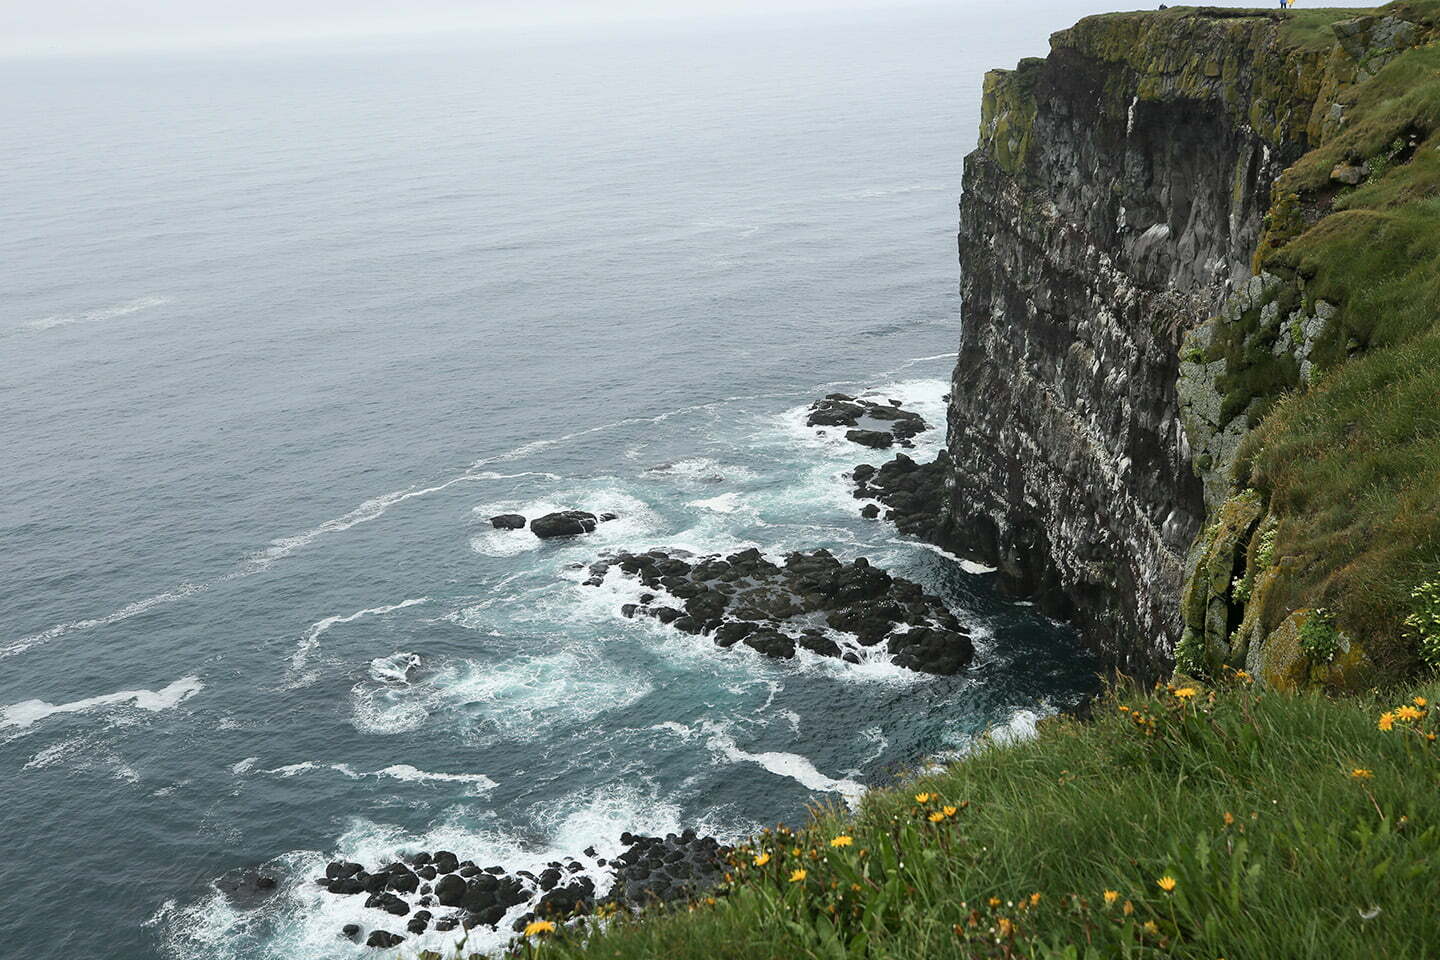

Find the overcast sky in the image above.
[{"left": 1, "top": 0, "right": 961, "bottom": 57}]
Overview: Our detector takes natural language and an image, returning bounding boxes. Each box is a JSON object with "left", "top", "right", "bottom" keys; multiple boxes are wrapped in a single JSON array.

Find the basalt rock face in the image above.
[{"left": 946, "top": 9, "right": 1363, "bottom": 675}]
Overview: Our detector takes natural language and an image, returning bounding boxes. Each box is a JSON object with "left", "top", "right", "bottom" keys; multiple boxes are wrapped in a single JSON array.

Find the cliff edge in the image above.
[{"left": 946, "top": 1, "right": 1440, "bottom": 685}]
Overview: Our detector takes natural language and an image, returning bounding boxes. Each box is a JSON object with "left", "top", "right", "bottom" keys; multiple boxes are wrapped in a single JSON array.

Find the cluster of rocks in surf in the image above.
[
  {"left": 806, "top": 393, "right": 929, "bottom": 449},
  {"left": 490, "top": 509, "right": 618, "bottom": 539},
  {"left": 306, "top": 831, "right": 729, "bottom": 949},
  {"left": 585, "top": 546, "right": 973, "bottom": 675},
  {"left": 851, "top": 451, "right": 950, "bottom": 540}
]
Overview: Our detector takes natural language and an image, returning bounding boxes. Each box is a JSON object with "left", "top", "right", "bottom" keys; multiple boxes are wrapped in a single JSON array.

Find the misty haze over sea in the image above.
[{"left": 0, "top": 3, "right": 1122, "bottom": 955}]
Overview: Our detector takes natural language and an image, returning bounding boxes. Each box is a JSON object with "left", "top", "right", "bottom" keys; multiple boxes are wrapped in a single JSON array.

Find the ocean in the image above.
[{"left": 0, "top": 4, "right": 1107, "bottom": 956}]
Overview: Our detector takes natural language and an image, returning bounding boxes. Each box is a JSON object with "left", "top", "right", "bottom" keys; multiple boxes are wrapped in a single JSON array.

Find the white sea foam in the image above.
[
  {"left": 687, "top": 491, "right": 745, "bottom": 513},
  {"left": 368, "top": 651, "right": 421, "bottom": 684},
  {"left": 286, "top": 597, "right": 431, "bottom": 685},
  {"left": 350, "top": 646, "right": 652, "bottom": 741},
  {"left": 896, "top": 538, "right": 997, "bottom": 573},
  {"left": 251, "top": 760, "right": 497, "bottom": 793},
  {"left": 703, "top": 724, "right": 866, "bottom": 808},
  {"left": 1, "top": 676, "right": 203, "bottom": 730},
  {"left": 26, "top": 295, "right": 172, "bottom": 331}
]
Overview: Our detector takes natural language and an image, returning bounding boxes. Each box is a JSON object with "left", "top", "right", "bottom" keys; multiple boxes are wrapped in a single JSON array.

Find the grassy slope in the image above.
[
  {"left": 518, "top": 678, "right": 1440, "bottom": 960},
  {"left": 1230, "top": 0, "right": 1440, "bottom": 676}
]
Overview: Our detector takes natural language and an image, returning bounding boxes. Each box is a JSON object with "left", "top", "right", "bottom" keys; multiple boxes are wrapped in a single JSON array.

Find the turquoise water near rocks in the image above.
[{"left": 0, "top": 6, "right": 1103, "bottom": 956}]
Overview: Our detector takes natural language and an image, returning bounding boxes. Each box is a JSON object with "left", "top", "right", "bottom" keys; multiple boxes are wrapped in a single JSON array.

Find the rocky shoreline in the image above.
[{"left": 300, "top": 830, "right": 731, "bottom": 950}]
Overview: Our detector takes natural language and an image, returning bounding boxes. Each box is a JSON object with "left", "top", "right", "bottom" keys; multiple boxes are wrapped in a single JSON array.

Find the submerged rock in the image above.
[{"left": 585, "top": 546, "right": 973, "bottom": 675}]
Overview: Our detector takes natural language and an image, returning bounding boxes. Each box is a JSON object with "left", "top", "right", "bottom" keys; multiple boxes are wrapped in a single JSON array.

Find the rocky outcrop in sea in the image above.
[{"left": 584, "top": 546, "right": 973, "bottom": 675}]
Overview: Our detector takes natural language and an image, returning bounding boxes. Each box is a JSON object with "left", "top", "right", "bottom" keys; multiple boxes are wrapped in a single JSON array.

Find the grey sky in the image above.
[{"left": 1, "top": 0, "right": 942, "bottom": 57}]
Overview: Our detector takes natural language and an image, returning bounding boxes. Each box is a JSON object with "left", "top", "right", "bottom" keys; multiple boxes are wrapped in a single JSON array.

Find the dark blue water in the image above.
[{"left": 1, "top": 5, "right": 1104, "bottom": 956}]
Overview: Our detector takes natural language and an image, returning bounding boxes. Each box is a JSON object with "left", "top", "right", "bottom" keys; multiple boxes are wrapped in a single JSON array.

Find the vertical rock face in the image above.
[{"left": 944, "top": 11, "right": 1330, "bottom": 675}]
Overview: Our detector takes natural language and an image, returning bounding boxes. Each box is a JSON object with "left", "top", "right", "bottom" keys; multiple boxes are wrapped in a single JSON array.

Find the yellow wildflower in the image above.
[
  {"left": 1173, "top": 687, "right": 1198, "bottom": 700},
  {"left": 1122, "top": 900, "right": 1134, "bottom": 916},
  {"left": 1414, "top": 696, "right": 1428, "bottom": 708},
  {"left": 928, "top": 811, "right": 946, "bottom": 822},
  {"left": 789, "top": 868, "right": 807, "bottom": 883},
  {"left": 1029, "top": 892, "right": 1042, "bottom": 906},
  {"left": 997, "top": 917, "right": 1014, "bottom": 937},
  {"left": 1223, "top": 811, "right": 1235, "bottom": 826},
  {"left": 1378, "top": 712, "right": 1396, "bottom": 732},
  {"left": 914, "top": 792, "right": 933, "bottom": 804},
  {"left": 523, "top": 920, "right": 556, "bottom": 937},
  {"left": 1236, "top": 670, "right": 1252, "bottom": 682},
  {"left": 1351, "top": 768, "right": 1373, "bottom": 780},
  {"left": 1103, "top": 890, "right": 1119, "bottom": 905},
  {"left": 830, "top": 835, "right": 853, "bottom": 848},
  {"left": 988, "top": 897, "right": 1002, "bottom": 908},
  {"left": 1396, "top": 705, "right": 1424, "bottom": 722},
  {"left": 1143, "top": 920, "right": 1160, "bottom": 935},
  {"left": 1157, "top": 875, "right": 1177, "bottom": 893},
  {"left": 942, "top": 805, "right": 958, "bottom": 817},
  {"left": 753, "top": 852, "right": 771, "bottom": 867}
]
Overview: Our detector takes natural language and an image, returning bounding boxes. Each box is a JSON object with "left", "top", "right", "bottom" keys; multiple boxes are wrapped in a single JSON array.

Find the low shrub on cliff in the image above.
[{"left": 519, "top": 677, "right": 1440, "bottom": 960}]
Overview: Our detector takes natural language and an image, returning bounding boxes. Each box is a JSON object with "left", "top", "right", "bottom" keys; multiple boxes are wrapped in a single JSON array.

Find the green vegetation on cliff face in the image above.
[
  {"left": 1179, "top": 0, "right": 1440, "bottom": 686},
  {"left": 503, "top": 679, "right": 1440, "bottom": 960}
]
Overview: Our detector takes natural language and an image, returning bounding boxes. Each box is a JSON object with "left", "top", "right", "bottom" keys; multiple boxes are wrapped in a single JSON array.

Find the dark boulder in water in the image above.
[
  {"left": 365, "top": 930, "right": 405, "bottom": 948},
  {"left": 845, "top": 428, "right": 893, "bottom": 449},
  {"left": 490, "top": 514, "right": 527, "bottom": 530},
  {"left": 341, "top": 923, "right": 361, "bottom": 940},
  {"left": 850, "top": 451, "right": 949, "bottom": 540},
  {"left": 531, "top": 510, "right": 602, "bottom": 539}
]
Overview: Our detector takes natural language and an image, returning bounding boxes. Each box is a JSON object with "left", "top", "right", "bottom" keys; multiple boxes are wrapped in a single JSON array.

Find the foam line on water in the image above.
[
  {"left": 25, "top": 295, "right": 172, "bottom": 331},
  {"left": 251, "top": 761, "right": 497, "bottom": 793},
  {"left": 891, "top": 538, "right": 997, "bottom": 574},
  {"left": 287, "top": 597, "right": 432, "bottom": 684},
  {"left": 1, "top": 676, "right": 203, "bottom": 730},
  {"left": 702, "top": 723, "right": 866, "bottom": 808}
]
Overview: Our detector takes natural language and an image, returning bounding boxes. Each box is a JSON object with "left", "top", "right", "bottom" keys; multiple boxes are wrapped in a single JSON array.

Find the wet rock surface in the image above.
[
  {"left": 850, "top": 451, "right": 949, "bottom": 541},
  {"left": 526, "top": 510, "right": 618, "bottom": 539},
  {"left": 806, "top": 393, "right": 928, "bottom": 448},
  {"left": 585, "top": 546, "right": 973, "bottom": 675},
  {"left": 309, "top": 832, "right": 732, "bottom": 948}
]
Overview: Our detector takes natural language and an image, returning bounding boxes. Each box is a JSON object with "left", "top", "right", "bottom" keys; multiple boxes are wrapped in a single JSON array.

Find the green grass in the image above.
[
  {"left": 1230, "top": 10, "right": 1440, "bottom": 675},
  {"left": 479, "top": 679, "right": 1440, "bottom": 960}
]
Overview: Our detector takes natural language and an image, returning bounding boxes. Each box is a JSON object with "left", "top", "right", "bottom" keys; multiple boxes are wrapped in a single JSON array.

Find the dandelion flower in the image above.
[
  {"left": 997, "top": 917, "right": 1014, "bottom": 937},
  {"left": 914, "top": 792, "right": 933, "bottom": 804},
  {"left": 928, "top": 811, "right": 946, "bottom": 823},
  {"left": 1029, "top": 892, "right": 1042, "bottom": 906},
  {"left": 1157, "top": 876, "right": 1177, "bottom": 893},
  {"left": 1236, "top": 670, "right": 1252, "bottom": 682},
  {"left": 1396, "top": 705, "right": 1424, "bottom": 722},
  {"left": 942, "top": 805, "right": 958, "bottom": 817},
  {"left": 1414, "top": 696, "right": 1428, "bottom": 708},
  {"left": 1122, "top": 900, "right": 1134, "bottom": 916},
  {"left": 1143, "top": 920, "right": 1160, "bottom": 935},
  {"left": 789, "top": 869, "right": 807, "bottom": 883},
  {"left": 830, "top": 835, "right": 853, "bottom": 848},
  {"left": 1378, "top": 712, "right": 1396, "bottom": 732},
  {"left": 1173, "top": 687, "right": 1198, "bottom": 700},
  {"left": 1103, "top": 890, "right": 1119, "bottom": 905},
  {"left": 988, "top": 897, "right": 1002, "bottom": 908},
  {"left": 1223, "top": 811, "right": 1235, "bottom": 826},
  {"left": 753, "top": 852, "right": 771, "bottom": 867},
  {"left": 523, "top": 920, "right": 557, "bottom": 937},
  {"left": 1351, "top": 768, "right": 1373, "bottom": 780}
]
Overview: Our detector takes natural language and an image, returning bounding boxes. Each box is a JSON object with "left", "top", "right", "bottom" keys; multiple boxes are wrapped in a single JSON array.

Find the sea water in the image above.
[{"left": 0, "top": 4, "right": 1114, "bottom": 955}]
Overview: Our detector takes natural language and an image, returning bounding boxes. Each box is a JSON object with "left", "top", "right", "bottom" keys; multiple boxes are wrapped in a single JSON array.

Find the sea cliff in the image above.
[{"left": 943, "top": 2, "right": 1440, "bottom": 686}]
